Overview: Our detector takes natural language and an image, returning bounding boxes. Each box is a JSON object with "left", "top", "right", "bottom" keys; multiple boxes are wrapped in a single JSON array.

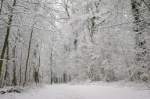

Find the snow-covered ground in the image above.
[{"left": 0, "top": 83, "right": 150, "bottom": 99}]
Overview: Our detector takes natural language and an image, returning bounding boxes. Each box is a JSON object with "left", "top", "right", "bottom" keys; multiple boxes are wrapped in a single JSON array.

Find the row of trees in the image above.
[
  {"left": 0, "top": 0, "right": 58, "bottom": 87},
  {"left": 0, "top": 0, "right": 150, "bottom": 88},
  {"left": 55, "top": 0, "right": 150, "bottom": 82}
]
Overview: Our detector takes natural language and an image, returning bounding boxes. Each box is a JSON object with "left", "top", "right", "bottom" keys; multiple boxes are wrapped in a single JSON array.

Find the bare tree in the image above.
[
  {"left": 23, "top": 25, "right": 34, "bottom": 86},
  {"left": 130, "top": 0, "right": 149, "bottom": 81},
  {"left": 0, "top": 0, "right": 17, "bottom": 77}
]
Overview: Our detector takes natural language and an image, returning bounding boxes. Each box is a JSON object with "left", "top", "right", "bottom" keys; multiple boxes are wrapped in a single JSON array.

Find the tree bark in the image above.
[
  {"left": 0, "top": 0, "right": 4, "bottom": 14},
  {"left": 0, "top": 0, "right": 17, "bottom": 77},
  {"left": 3, "top": 41, "right": 10, "bottom": 86},
  {"left": 23, "top": 27, "right": 34, "bottom": 86},
  {"left": 130, "top": 0, "right": 148, "bottom": 80},
  {"left": 12, "top": 39, "right": 17, "bottom": 86},
  {"left": 19, "top": 50, "right": 22, "bottom": 85}
]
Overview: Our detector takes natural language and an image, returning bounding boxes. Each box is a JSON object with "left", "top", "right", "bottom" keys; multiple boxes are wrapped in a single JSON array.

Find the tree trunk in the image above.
[
  {"left": 3, "top": 41, "right": 10, "bottom": 86},
  {"left": 12, "top": 40, "right": 17, "bottom": 86},
  {"left": 130, "top": 0, "right": 148, "bottom": 80},
  {"left": 0, "top": 0, "right": 16, "bottom": 77},
  {"left": 50, "top": 49, "right": 53, "bottom": 84},
  {"left": 23, "top": 27, "right": 34, "bottom": 86},
  {"left": 0, "top": 0, "right": 4, "bottom": 14},
  {"left": 19, "top": 50, "right": 22, "bottom": 85}
]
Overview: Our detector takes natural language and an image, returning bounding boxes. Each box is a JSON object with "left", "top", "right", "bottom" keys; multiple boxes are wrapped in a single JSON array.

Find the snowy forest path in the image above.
[{"left": 0, "top": 84, "right": 150, "bottom": 99}]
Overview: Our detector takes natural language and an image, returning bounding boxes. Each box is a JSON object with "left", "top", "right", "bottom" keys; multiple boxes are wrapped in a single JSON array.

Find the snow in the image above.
[{"left": 0, "top": 84, "right": 150, "bottom": 99}]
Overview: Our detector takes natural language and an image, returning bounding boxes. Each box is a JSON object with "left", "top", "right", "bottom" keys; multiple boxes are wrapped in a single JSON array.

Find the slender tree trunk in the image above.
[
  {"left": 50, "top": 51, "right": 53, "bottom": 84},
  {"left": 3, "top": 41, "right": 10, "bottom": 86},
  {"left": 23, "top": 27, "right": 34, "bottom": 86},
  {"left": 0, "top": 0, "right": 16, "bottom": 78},
  {"left": 130, "top": 0, "right": 147, "bottom": 80},
  {"left": 12, "top": 40, "right": 17, "bottom": 86},
  {"left": 19, "top": 50, "right": 22, "bottom": 85},
  {"left": 33, "top": 54, "right": 41, "bottom": 85},
  {"left": 37, "top": 55, "right": 40, "bottom": 83},
  {"left": 0, "top": 0, "right": 4, "bottom": 14},
  {"left": 63, "top": 0, "right": 70, "bottom": 19}
]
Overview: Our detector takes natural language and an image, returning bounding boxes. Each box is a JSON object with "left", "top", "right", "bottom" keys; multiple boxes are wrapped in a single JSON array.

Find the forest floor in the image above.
[{"left": 0, "top": 82, "right": 150, "bottom": 99}]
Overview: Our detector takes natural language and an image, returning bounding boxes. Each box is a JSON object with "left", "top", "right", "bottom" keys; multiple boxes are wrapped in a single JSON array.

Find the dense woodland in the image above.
[{"left": 0, "top": 0, "right": 150, "bottom": 88}]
